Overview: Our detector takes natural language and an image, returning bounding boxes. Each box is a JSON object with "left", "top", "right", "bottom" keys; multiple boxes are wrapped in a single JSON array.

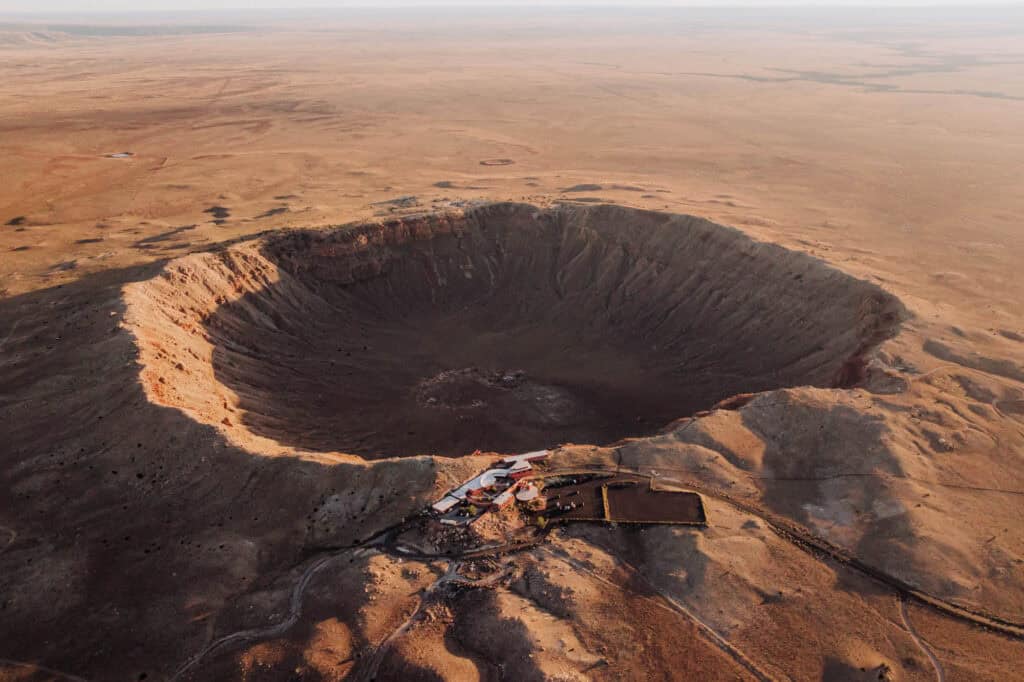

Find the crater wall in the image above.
[{"left": 123, "top": 203, "right": 905, "bottom": 459}]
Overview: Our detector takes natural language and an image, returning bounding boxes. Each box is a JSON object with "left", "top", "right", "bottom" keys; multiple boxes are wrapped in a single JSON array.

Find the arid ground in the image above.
[{"left": 1, "top": 7, "right": 1023, "bottom": 681}]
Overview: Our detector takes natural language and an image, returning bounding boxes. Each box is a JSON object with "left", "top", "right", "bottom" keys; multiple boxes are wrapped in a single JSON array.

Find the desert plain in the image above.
[{"left": 1, "top": 6, "right": 1023, "bottom": 681}]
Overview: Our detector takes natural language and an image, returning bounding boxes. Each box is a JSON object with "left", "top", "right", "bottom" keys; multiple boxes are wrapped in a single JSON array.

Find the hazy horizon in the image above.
[{"left": 3, "top": 0, "right": 1024, "bottom": 16}]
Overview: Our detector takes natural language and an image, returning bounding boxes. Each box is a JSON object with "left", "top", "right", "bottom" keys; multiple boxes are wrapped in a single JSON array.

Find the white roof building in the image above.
[
  {"left": 430, "top": 450, "right": 550, "bottom": 515},
  {"left": 502, "top": 450, "right": 550, "bottom": 465},
  {"left": 492, "top": 489, "right": 515, "bottom": 508},
  {"left": 447, "top": 468, "right": 509, "bottom": 501},
  {"left": 431, "top": 496, "right": 460, "bottom": 514},
  {"left": 516, "top": 484, "right": 540, "bottom": 502},
  {"left": 507, "top": 460, "right": 533, "bottom": 477}
]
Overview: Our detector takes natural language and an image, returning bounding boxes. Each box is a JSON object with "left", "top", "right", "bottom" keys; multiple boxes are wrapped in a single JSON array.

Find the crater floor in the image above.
[{"left": 128, "top": 203, "right": 903, "bottom": 458}]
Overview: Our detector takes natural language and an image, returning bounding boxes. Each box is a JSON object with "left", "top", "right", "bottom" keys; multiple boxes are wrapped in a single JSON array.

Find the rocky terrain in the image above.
[
  {"left": 2, "top": 203, "right": 1022, "bottom": 680},
  {"left": 2, "top": 7, "right": 1023, "bottom": 680}
]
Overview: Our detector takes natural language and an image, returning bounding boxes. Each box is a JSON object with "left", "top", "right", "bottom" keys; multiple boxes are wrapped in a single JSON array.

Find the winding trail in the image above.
[
  {"left": 170, "top": 453, "right": 1022, "bottom": 677},
  {"left": 347, "top": 560, "right": 514, "bottom": 682},
  {"left": 0, "top": 319, "right": 19, "bottom": 354},
  {"left": 900, "top": 597, "right": 945, "bottom": 682},
  {"left": 346, "top": 561, "right": 461, "bottom": 682},
  {"left": 172, "top": 547, "right": 364, "bottom": 680},
  {"left": 543, "top": 465, "right": 1024, "bottom": 640},
  {"left": 172, "top": 521, "right": 526, "bottom": 680},
  {"left": 541, "top": 546, "right": 774, "bottom": 681},
  {"left": 0, "top": 525, "right": 15, "bottom": 556}
]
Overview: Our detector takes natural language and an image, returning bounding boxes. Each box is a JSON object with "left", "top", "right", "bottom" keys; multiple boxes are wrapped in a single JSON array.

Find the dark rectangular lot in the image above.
[
  {"left": 604, "top": 482, "right": 706, "bottom": 525},
  {"left": 544, "top": 477, "right": 706, "bottom": 526}
]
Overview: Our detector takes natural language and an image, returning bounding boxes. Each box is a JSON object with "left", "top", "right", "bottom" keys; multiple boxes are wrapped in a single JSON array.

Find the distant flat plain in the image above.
[{"left": 1, "top": 7, "right": 1022, "bottom": 333}]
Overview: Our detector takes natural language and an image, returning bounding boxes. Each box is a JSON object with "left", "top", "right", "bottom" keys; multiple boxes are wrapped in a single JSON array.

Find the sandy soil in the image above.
[{"left": 1, "top": 7, "right": 1023, "bottom": 681}]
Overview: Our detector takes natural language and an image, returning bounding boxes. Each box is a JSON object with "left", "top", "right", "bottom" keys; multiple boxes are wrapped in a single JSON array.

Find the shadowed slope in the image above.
[{"left": 129, "top": 203, "right": 904, "bottom": 458}]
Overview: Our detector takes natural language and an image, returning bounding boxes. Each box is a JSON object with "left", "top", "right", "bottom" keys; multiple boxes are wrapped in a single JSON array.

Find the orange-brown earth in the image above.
[{"left": 1, "top": 8, "right": 1023, "bottom": 681}]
